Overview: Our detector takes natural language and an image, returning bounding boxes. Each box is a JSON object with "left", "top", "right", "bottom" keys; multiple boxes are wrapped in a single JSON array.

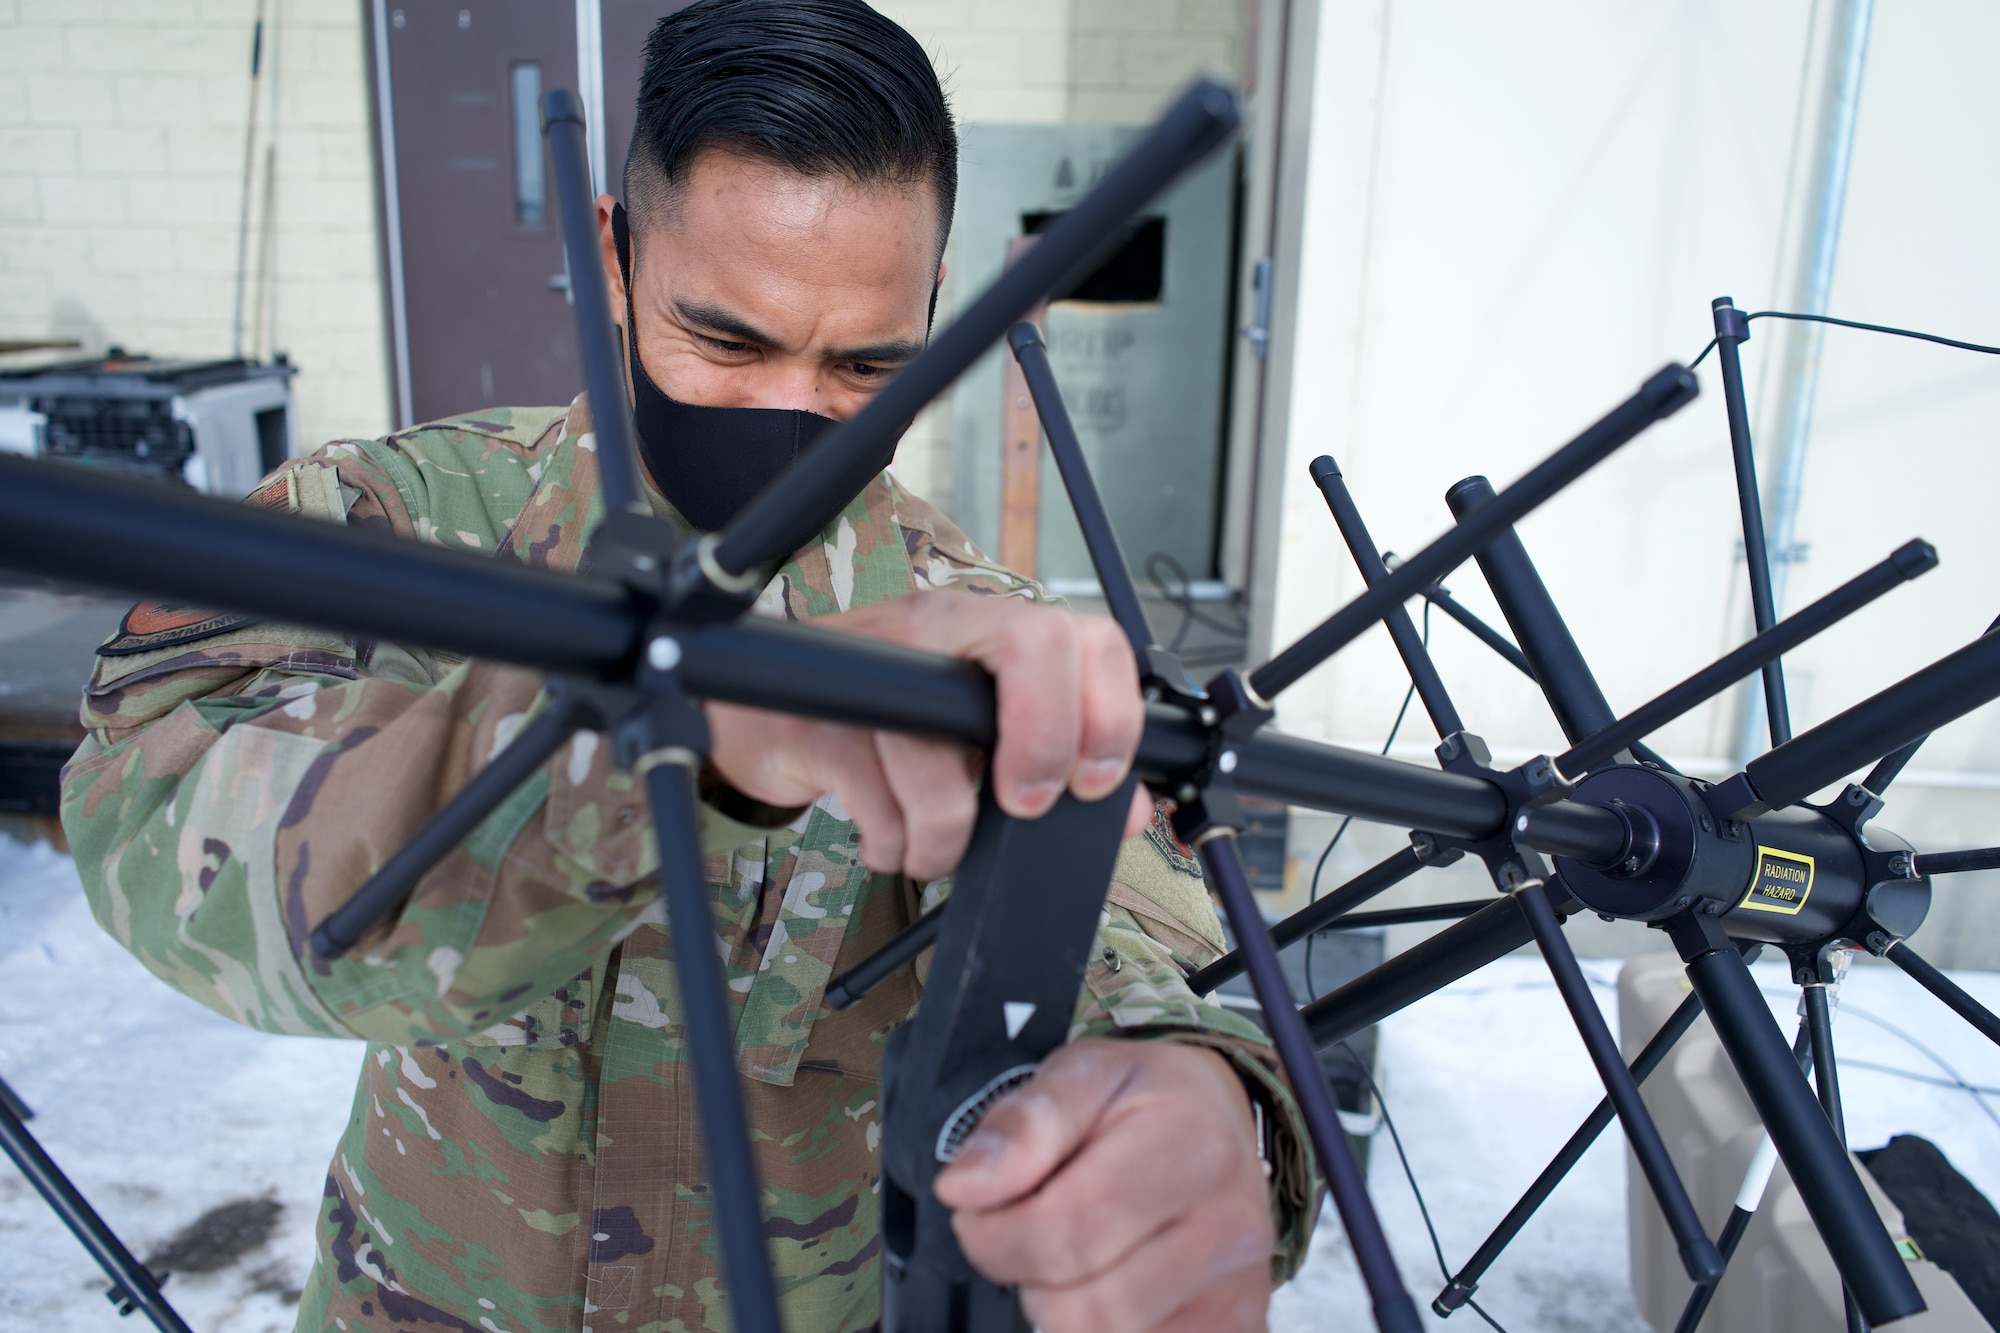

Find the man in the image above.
[{"left": 61, "top": 3, "right": 1315, "bottom": 1330}]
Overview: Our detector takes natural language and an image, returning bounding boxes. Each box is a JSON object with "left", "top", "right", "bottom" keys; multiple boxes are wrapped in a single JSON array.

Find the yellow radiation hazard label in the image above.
[{"left": 1739, "top": 846, "right": 1815, "bottom": 915}]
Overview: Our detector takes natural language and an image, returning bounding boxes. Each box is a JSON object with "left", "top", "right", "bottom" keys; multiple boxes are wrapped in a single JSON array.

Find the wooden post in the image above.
[{"left": 998, "top": 234, "right": 1047, "bottom": 577}]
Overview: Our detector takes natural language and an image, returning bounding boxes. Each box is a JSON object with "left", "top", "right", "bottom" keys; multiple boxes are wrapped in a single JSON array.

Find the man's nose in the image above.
[{"left": 756, "top": 361, "right": 824, "bottom": 414}]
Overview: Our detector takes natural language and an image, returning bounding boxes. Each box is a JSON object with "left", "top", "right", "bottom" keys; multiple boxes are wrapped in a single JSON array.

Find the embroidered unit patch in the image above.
[{"left": 97, "top": 600, "right": 260, "bottom": 657}]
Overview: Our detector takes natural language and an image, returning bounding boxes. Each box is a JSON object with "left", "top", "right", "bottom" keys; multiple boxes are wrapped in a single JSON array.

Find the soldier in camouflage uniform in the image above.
[{"left": 61, "top": 3, "right": 1318, "bottom": 1331}]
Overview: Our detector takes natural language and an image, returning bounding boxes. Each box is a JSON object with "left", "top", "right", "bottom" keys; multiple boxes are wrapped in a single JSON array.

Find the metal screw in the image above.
[
  {"left": 1598, "top": 913, "right": 1615, "bottom": 922},
  {"left": 1889, "top": 852, "right": 1913, "bottom": 876},
  {"left": 646, "top": 636, "right": 682, "bottom": 671},
  {"left": 1515, "top": 814, "right": 1529, "bottom": 833},
  {"left": 1698, "top": 815, "right": 1713, "bottom": 832},
  {"left": 1439, "top": 736, "right": 1459, "bottom": 759},
  {"left": 632, "top": 554, "right": 657, "bottom": 572},
  {"left": 1217, "top": 749, "right": 1238, "bottom": 774},
  {"left": 1676, "top": 896, "right": 1691, "bottom": 910},
  {"left": 1177, "top": 783, "right": 1198, "bottom": 803},
  {"left": 1412, "top": 832, "right": 1437, "bottom": 857},
  {"left": 1623, "top": 856, "right": 1641, "bottom": 873},
  {"left": 1848, "top": 787, "right": 1868, "bottom": 805},
  {"left": 1198, "top": 706, "right": 1218, "bottom": 727}
]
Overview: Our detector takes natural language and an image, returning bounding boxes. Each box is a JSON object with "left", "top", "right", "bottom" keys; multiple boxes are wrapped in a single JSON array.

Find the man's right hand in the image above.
[{"left": 703, "top": 591, "right": 1150, "bottom": 881}]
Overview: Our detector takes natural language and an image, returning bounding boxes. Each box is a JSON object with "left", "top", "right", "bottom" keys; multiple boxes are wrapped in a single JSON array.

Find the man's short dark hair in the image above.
[{"left": 625, "top": 0, "right": 957, "bottom": 264}]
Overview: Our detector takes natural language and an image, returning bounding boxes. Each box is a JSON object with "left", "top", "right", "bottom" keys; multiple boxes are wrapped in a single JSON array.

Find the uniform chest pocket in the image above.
[{"left": 458, "top": 965, "right": 595, "bottom": 1054}]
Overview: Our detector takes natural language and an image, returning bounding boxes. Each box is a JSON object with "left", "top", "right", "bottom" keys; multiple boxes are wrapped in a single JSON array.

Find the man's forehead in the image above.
[{"left": 633, "top": 150, "right": 939, "bottom": 345}]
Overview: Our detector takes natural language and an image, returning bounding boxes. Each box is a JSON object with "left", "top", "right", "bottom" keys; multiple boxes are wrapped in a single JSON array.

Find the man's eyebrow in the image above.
[
  {"left": 673, "top": 299, "right": 777, "bottom": 347},
  {"left": 831, "top": 338, "right": 924, "bottom": 365}
]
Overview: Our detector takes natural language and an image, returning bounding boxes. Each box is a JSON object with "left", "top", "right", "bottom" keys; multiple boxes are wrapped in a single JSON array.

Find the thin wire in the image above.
[
  {"left": 1839, "top": 1058, "right": 2000, "bottom": 1100},
  {"left": 1144, "top": 550, "right": 1247, "bottom": 653},
  {"left": 1337, "top": 1039, "right": 1510, "bottom": 1333},
  {"left": 1304, "top": 602, "right": 1430, "bottom": 1002},
  {"left": 1837, "top": 1004, "right": 2000, "bottom": 1136},
  {"left": 1688, "top": 309, "right": 2000, "bottom": 371}
]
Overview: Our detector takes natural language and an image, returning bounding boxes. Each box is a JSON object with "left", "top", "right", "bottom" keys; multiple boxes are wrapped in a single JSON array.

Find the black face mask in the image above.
[{"left": 611, "top": 202, "right": 837, "bottom": 537}]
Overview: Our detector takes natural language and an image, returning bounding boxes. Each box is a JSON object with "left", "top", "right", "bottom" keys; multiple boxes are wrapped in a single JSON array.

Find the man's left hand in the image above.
[{"left": 932, "top": 1038, "right": 1276, "bottom": 1333}]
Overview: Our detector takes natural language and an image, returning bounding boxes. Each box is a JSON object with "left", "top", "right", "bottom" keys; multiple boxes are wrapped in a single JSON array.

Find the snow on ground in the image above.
[
  {"left": 1271, "top": 952, "right": 2000, "bottom": 1332},
  {"left": 7, "top": 830, "right": 2000, "bottom": 1333},
  {"left": 0, "top": 835, "right": 362, "bottom": 1333}
]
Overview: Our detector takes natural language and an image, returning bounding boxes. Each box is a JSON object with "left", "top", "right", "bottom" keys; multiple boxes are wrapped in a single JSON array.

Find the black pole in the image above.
[
  {"left": 1412, "top": 578, "right": 1534, "bottom": 677},
  {"left": 644, "top": 758, "right": 786, "bottom": 1333},
  {"left": 1678, "top": 935, "right": 1924, "bottom": 1324},
  {"left": 1911, "top": 846, "right": 2000, "bottom": 877},
  {"left": 1863, "top": 735, "right": 1928, "bottom": 796},
  {"left": 1302, "top": 897, "right": 1535, "bottom": 1049},
  {"left": 311, "top": 695, "right": 587, "bottom": 958},
  {"left": 1802, "top": 983, "right": 1868, "bottom": 1333},
  {"left": 1008, "top": 323, "right": 1157, "bottom": 662},
  {"left": 1675, "top": 1025, "right": 1815, "bottom": 1333},
  {"left": 542, "top": 90, "right": 645, "bottom": 517},
  {"left": 1252, "top": 364, "right": 1697, "bottom": 701},
  {"left": 1516, "top": 883, "right": 1721, "bottom": 1284},
  {"left": 0, "top": 1093, "right": 194, "bottom": 1333},
  {"left": 1444, "top": 476, "right": 1616, "bottom": 747},
  {"left": 1188, "top": 847, "right": 1426, "bottom": 995},
  {"left": 1556, "top": 540, "right": 1936, "bottom": 774},
  {"left": 1435, "top": 989, "right": 1706, "bottom": 1315},
  {"left": 710, "top": 81, "right": 1239, "bottom": 578},
  {"left": 1738, "top": 627, "right": 2000, "bottom": 817},
  {"left": 1712, "top": 296, "right": 1791, "bottom": 747},
  {"left": 824, "top": 907, "right": 942, "bottom": 1012},
  {"left": 1311, "top": 456, "right": 1464, "bottom": 735},
  {"left": 0, "top": 455, "right": 1635, "bottom": 859},
  {"left": 1883, "top": 940, "right": 2000, "bottom": 1049},
  {"left": 1196, "top": 833, "right": 1424, "bottom": 1333}
]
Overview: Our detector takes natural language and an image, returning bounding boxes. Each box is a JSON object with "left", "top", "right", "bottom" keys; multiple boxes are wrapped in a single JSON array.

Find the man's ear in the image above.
[{"left": 596, "top": 193, "right": 626, "bottom": 329}]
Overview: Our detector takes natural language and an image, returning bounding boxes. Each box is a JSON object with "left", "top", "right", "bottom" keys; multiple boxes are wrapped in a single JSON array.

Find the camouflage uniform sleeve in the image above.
[{"left": 60, "top": 443, "right": 786, "bottom": 1050}]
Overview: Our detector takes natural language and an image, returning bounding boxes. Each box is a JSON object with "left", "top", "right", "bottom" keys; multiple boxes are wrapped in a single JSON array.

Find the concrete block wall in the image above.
[{"left": 0, "top": 0, "right": 392, "bottom": 455}]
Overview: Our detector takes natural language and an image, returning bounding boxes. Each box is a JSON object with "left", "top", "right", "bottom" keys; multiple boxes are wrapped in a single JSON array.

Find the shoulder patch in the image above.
[
  {"left": 1145, "top": 799, "right": 1204, "bottom": 876},
  {"left": 97, "top": 601, "right": 258, "bottom": 657},
  {"left": 97, "top": 465, "right": 302, "bottom": 657}
]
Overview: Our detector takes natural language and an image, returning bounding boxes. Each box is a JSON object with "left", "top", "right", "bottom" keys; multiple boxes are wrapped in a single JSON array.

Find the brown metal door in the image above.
[
  {"left": 375, "top": 1, "right": 580, "bottom": 424},
  {"left": 598, "top": 2, "right": 696, "bottom": 199}
]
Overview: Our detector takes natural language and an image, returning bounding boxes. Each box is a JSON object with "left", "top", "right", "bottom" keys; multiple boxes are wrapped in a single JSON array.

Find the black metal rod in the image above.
[
  {"left": 1712, "top": 297, "right": 1791, "bottom": 746},
  {"left": 1411, "top": 577, "right": 1534, "bottom": 677},
  {"left": 1188, "top": 847, "right": 1425, "bottom": 995},
  {"left": 1682, "top": 941, "right": 1924, "bottom": 1324},
  {"left": 1302, "top": 896, "right": 1534, "bottom": 1049},
  {"left": 1884, "top": 940, "right": 2000, "bottom": 1049},
  {"left": 0, "top": 1093, "right": 194, "bottom": 1333},
  {"left": 0, "top": 1073, "right": 30, "bottom": 1122},
  {"left": 1674, "top": 1206, "right": 1753, "bottom": 1333},
  {"left": 1672, "top": 1023, "right": 1814, "bottom": 1333},
  {"left": 1197, "top": 833, "right": 1423, "bottom": 1333},
  {"left": 1009, "top": 323, "right": 1156, "bottom": 658},
  {"left": 644, "top": 759, "right": 785, "bottom": 1333},
  {"left": 542, "top": 89, "right": 645, "bottom": 517},
  {"left": 1253, "top": 364, "right": 1697, "bottom": 700},
  {"left": 1435, "top": 989, "right": 1706, "bottom": 1315},
  {"left": 1863, "top": 735, "right": 1928, "bottom": 796},
  {"left": 1516, "top": 882, "right": 1721, "bottom": 1284},
  {"left": 1311, "top": 456, "right": 1464, "bottom": 735},
  {"left": 1445, "top": 476, "right": 1617, "bottom": 746},
  {"left": 711, "top": 81, "right": 1239, "bottom": 577},
  {"left": 0, "top": 454, "right": 1634, "bottom": 862},
  {"left": 0, "top": 454, "right": 642, "bottom": 674},
  {"left": 1912, "top": 846, "right": 2000, "bottom": 877},
  {"left": 1802, "top": 984, "right": 1867, "bottom": 1333},
  {"left": 1557, "top": 540, "right": 1937, "bottom": 775},
  {"left": 824, "top": 906, "right": 942, "bottom": 1012},
  {"left": 1315, "top": 901, "right": 1487, "bottom": 930},
  {"left": 1742, "top": 625, "right": 2000, "bottom": 816},
  {"left": 310, "top": 697, "right": 586, "bottom": 958}
]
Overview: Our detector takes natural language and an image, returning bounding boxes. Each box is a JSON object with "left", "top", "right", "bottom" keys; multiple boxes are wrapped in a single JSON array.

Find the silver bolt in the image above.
[
  {"left": 1199, "top": 706, "right": 1218, "bottom": 727},
  {"left": 646, "top": 636, "right": 682, "bottom": 671},
  {"left": 1218, "top": 749, "right": 1238, "bottom": 774},
  {"left": 1623, "top": 856, "right": 1641, "bottom": 873},
  {"left": 1515, "top": 814, "right": 1529, "bottom": 833},
  {"left": 633, "top": 554, "right": 657, "bottom": 572}
]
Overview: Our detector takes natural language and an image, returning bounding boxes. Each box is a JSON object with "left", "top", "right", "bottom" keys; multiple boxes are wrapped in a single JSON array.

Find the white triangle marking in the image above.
[{"left": 1003, "top": 1001, "right": 1037, "bottom": 1040}]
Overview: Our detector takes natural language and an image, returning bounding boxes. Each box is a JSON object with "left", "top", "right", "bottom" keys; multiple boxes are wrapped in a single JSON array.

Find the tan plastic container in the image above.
[{"left": 1620, "top": 952, "right": 1984, "bottom": 1330}]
